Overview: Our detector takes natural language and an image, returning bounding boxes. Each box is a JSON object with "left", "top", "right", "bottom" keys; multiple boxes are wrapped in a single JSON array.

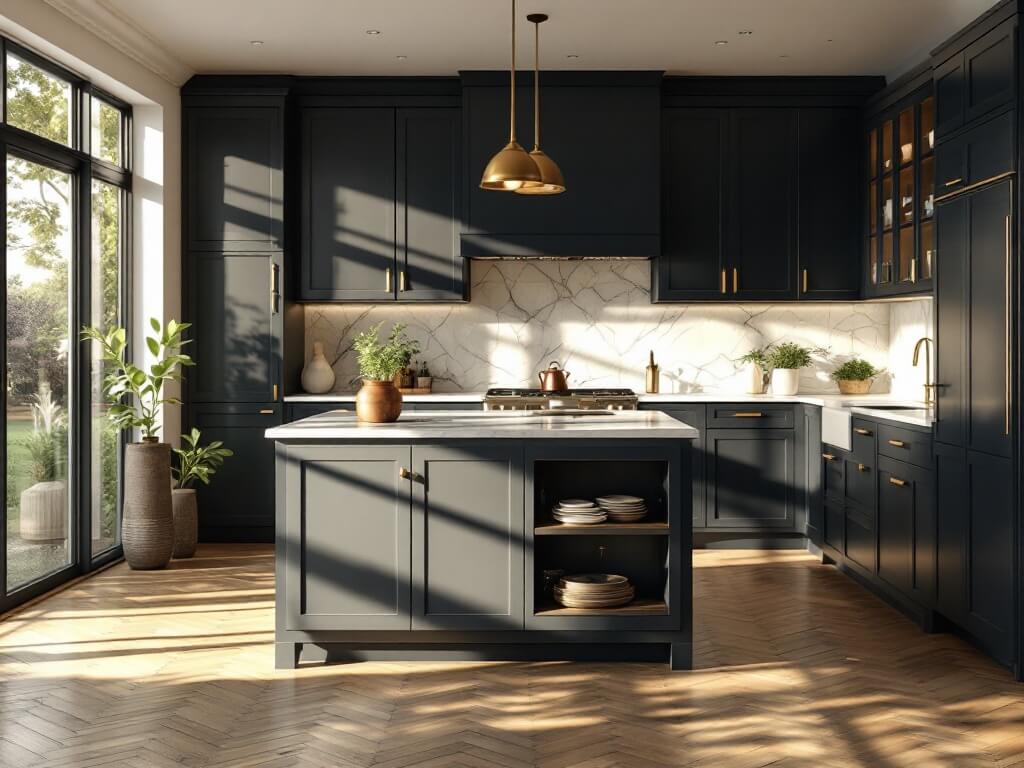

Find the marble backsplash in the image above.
[{"left": 304, "top": 260, "right": 932, "bottom": 396}]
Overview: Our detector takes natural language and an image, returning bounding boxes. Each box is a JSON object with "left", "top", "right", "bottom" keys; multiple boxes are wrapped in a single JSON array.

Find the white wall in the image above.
[{"left": 0, "top": 0, "right": 183, "bottom": 441}]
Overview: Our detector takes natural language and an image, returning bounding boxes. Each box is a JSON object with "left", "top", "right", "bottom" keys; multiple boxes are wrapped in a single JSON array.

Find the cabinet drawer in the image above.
[
  {"left": 845, "top": 503, "right": 876, "bottom": 572},
  {"left": 877, "top": 423, "right": 932, "bottom": 468},
  {"left": 845, "top": 457, "right": 875, "bottom": 510},
  {"left": 821, "top": 447, "right": 845, "bottom": 504},
  {"left": 935, "top": 110, "right": 1014, "bottom": 196},
  {"left": 851, "top": 419, "right": 877, "bottom": 461},
  {"left": 707, "top": 404, "right": 794, "bottom": 428}
]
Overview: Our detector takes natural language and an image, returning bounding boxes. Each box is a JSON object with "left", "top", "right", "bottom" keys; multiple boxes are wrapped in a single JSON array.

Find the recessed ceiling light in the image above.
[
  {"left": 366, "top": 29, "right": 381, "bottom": 35},
  {"left": 714, "top": 40, "right": 728, "bottom": 46},
  {"left": 779, "top": 54, "right": 790, "bottom": 58},
  {"left": 567, "top": 53, "right": 579, "bottom": 59},
  {"left": 250, "top": 40, "right": 264, "bottom": 47},
  {"left": 396, "top": 55, "right": 407, "bottom": 60},
  {"left": 826, "top": 38, "right": 834, "bottom": 43},
  {"left": 738, "top": 30, "right": 753, "bottom": 36}
]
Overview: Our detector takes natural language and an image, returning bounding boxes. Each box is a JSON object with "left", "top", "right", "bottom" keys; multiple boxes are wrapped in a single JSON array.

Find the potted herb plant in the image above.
[
  {"left": 767, "top": 342, "right": 812, "bottom": 396},
  {"left": 738, "top": 347, "right": 770, "bottom": 395},
  {"left": 831, "top": 358, "right": 879, "bottom": 395},
  {"left": 352, "top": 322, "right": 420, "bottom": 423},
  {"left": 82, "top": 319, "right": 193, "bottom": 569},
  {"left": 171, "top": 428, "right": 233, "bottom": 558}
]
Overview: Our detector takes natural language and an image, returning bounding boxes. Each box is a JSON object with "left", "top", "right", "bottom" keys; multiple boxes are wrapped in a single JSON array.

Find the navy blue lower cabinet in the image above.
[
  {"left": 705, "top": 428, "right": 796, "bottom": 529},
  {"left": 877, "top": 456, "right": 936, "bottom": 606}
]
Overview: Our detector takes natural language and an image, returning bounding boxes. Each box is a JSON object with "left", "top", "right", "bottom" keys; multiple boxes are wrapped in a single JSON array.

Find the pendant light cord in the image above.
[
  {"left": 533, "top": 19, "right": 540, "bottom": 150},
  {"left": 509, "top": 0, "right": 517, "bottom": 143}
]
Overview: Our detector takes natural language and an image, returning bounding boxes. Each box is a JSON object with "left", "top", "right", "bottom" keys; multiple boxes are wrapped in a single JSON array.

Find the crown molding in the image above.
[{"left": 43, "top": 0, "right": 192, "bottom": 86}]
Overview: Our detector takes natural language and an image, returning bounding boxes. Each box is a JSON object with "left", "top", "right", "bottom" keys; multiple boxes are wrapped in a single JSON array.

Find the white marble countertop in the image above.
[
  {"left": 265, "top": 409, "right": 700, "bottom": 440},
  {"left": 283, "top": 390, "right": 933, "bottom": 427}
]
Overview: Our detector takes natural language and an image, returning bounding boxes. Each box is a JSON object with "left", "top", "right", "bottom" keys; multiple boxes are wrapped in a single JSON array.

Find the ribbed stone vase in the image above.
[
  {"left": 123, "top": 441, "right": 173, "bottom": 570},
  {"left": 171, "top": 488, "right": 198, "bottom": 559}
]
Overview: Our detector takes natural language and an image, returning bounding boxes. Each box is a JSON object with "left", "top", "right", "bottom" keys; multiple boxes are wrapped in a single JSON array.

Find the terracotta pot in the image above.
[
  {"left": 355, "top": 379, "right": 403, "bottom": 423},
  {"left": 123, "top": 440, "right": 174, "bottom": 570},
  {"left": 837, "top": 379, "right": 872, "bottom": 395},
  {"left": 172, "top": 488, "right": 198, "bottom": 558}
]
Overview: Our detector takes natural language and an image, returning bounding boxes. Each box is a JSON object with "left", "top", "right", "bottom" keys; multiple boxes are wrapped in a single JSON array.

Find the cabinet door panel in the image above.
[
  {"left": 186, "top": 105, "right": 283, "bottom": 251},
  {"left": 650, "top": 405, "right": 706, "bottom": 526},
  {"left": 412, "top": 445, "right": 524, "bottom": 629},
  {"left": 934, "top": 442, "right": 967, "bottom": 620},
  {"left": 877, "top": 457, "right": 935, "bottom": 605},
  {"left": 967, "top": 179, "right": 1011, "bottom": 457},
  {"left": 397, "top": 108, "right": 465, "bottom": 301},
  {"left": 706, "top": 429, "right": 795, "bottom": 529},
  {"left": 657, "top": 109, "right": 727, "bottom": 300},
  {"left": 963, "top": 20, "right": 1016, "bottom": 125},
  {"left": 934, "top": 54, "right": 965, "bottom": 138},
  {"left": 283, "top": 445, "right": 411, "bottom": 631},
  {"left": 845, "top": 503, "right": 876, "bottom": 573},
  {"left": 824, "top": 500, "right": 845, "bottom": 553},
  {"left": 190, "top": 405, "right": 281, "bottom": 542},
  {"left": 935, "top": 196, "right": 968, "bottom": 446},
  {"left": 729, "top": 109, "right": 798, "bottom": 300},
  {"left": 798, "top": 108, "right": 860, "bottom": 300},
  {"left": 188, "top": 252, "right": 280, "bottom": 403},
  {"left": 301, "top": 108, "right": 396, "bottom": 301}
]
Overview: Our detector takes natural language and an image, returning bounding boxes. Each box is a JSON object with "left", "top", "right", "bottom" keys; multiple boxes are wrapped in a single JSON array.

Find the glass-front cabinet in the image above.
[{"left": 865, "top": 87, "right": 934, "bottom": 297}]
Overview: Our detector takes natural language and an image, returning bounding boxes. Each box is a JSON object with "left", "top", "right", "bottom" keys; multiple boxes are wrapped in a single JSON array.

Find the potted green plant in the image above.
[
  {"left": 171, "top": 428, "right": 233, "bottom": 558},
  {"left": 352, "top": 322, "right": 420, "bottom": 423},
  {"left": 82, "top": 319, "right": 193, "bottom": 569},
  {"left": 738, "top": 347, "right": 771, "bottom": 395},
  {"left": 767, "top": 342, "right": 812, "bottom": 396},
  {"left": 831, "top": 358, "right": 879, "bottom": 395}
]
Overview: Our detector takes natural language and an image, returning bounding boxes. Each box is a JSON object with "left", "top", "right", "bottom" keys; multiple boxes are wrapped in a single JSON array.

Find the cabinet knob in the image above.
[
  {"left": 857, "top": 463, "right": 869, "bottom": 473},
  {"left": 399, "top": 466, "right": 411, "bottom": 479}
]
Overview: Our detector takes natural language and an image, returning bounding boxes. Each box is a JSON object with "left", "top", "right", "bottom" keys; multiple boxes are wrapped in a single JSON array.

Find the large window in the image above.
[{"left": 2, "top": 38, "right": 130, "bottom": 609}]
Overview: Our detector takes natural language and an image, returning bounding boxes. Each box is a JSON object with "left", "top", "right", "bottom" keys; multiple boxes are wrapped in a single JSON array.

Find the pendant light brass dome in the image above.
[
  {"left": 480, "top": 0, "right": 542, "bottom": 191},
  {"left": 516, "top": 13, "right": 565, "bottom": 195}
]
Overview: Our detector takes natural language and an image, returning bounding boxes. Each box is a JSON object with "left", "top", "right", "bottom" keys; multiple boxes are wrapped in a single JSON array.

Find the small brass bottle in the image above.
[{"left": 645, "top": 350, "right": 660, "bottom": 394}]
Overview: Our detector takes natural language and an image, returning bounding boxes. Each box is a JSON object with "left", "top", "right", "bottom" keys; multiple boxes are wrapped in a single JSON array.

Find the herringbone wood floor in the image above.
[{"left": 0, "top": 546, "right": 1021, "bottom": 768}]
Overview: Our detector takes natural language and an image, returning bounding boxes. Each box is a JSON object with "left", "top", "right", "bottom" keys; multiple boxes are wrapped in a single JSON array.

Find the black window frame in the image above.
[{"left": 0, "top": 34, "right": 132, "bottom": 613}]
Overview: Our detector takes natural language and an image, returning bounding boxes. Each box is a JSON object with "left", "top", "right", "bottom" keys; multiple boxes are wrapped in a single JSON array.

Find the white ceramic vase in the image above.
[
  {"left": 301, "top": 341, "right": 336, "bottom": 394},
  {"left": 770, "top": 368, "right": 800, "bottom": 396},
  {"left": 743, "top": 363, "right": 764, "bottom": 394}
]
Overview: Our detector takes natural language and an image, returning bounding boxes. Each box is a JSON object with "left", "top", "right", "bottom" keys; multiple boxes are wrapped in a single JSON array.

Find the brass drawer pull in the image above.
[
  {"left": 399, "top": 467, "right": 411, "bottom": 479},
  {"left": 720, "top": 269, "right": 727, "bottom": 294},
  {"left": 888, "top": 477, "right": 907, "bottom": 487},
  {"left": 1005, "top": 214, "right": 1011, "bottom": 436},
  {"left": 857, "top": 463, "right": 869, "bottom": 473},
  {"left": 272, "top": 384, "right": 279, "bottom": 402},
  {"left": 385, "top": 267, "right": 393, "bottom": 292},
  {"left": 853, "top": 427, "right": 872, "bottom": 436},
  {"left": 887, "top": 439, "right": 906, "bottom": 448},
  {"left": 733, "top": 411, "right": 763, "bottom": 418},
  {"left": 259, "top": 409, "right": 274, "bottom": 415},
  {"left": 822, "top": 452, "right": 836, "bottom": 461},
  {"left": 802, "top": 268, "right": 808, "bottom": 294},
  {"left": 399, "top": 270, "right": 407, "bottom": 292},
  {"left": 943, "top": 177, "right": 963, "bottom": 187},
  {"left": 732, "top": 267, "right": 739, "bottom": 294}
]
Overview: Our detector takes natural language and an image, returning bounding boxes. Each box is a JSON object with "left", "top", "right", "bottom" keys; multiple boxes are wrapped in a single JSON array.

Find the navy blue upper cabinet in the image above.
[
  {"left": 933, "top": 17, "right": 1016, "bottom": 140},
  {"left": 185, "top": 97, "right": 284, "bottom": 252},
  {"left": 460, "top": 72, "right": 661, "bottom": 257}
]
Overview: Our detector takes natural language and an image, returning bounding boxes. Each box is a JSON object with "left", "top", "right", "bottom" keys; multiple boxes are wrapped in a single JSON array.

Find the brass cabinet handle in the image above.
[
  {"left": 270, "top": 263, "right": 280, "bottom": 314},
  {"left": 857, "top": 463, "right": 869, "bottom": 473},
  {"left": 910, "top": 256, "right": 917, "bottom": 283},
  {"left": 399, "top": 270, "right": 407, "bottom": 292},
  {"left": 943, "top": 177, "right": 963, "bottom": 187},
  {"left": 385, "top": 267, "right": 393, "bottom": 293},
  {"left": 733, "top": 411, "right": 763, "bottom": 418},
  {"left": 399, "top": 467, "right": 411, "bottom": 479},
  {"left": 822, "top": 452, "right": 836, "bottom": 461},
  {"left": 1005, "top": 214, "right": 1011, "bottom": 436},
  {"left": 802, "top": 268, "right": 808, "bottom": 294},
  {"left": 853, "top": 427, "right": 872, "bottom": 436},
  {"left": 720, "top": 269, "right": 727, "bottom": 294},
  {"left": 887, "top": 438, "right": 906, "bottom": 448},
  {"left": 888, "top": 476, "right": 907, "bottom": 487},
  {"left": 732, "top": 267, "right": 739, "bottom": 294},
  {"left": 259, "top": 409, "right": 274, "bottom": 415}
]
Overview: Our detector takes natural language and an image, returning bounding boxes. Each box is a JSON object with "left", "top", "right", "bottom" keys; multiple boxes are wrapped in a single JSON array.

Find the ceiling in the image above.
[{"left": 76, "top": 0, "right": 996, "bottom": 82}]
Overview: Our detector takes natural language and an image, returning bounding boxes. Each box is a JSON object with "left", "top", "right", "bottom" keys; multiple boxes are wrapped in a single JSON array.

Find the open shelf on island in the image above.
[
  {"left": 534, "top": 598, "right": 668, "bottom": 617},
  {"left": 535, "top": 522, "right": 670, "bottom": 536}
]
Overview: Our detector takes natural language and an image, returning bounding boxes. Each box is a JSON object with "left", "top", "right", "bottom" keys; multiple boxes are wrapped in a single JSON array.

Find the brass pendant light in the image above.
[
  {"left": 480, "top": 0, "right": 543, "bottom": 191},
  {"left": 516, "top": 13, "right": 565, "bottom": 195}
]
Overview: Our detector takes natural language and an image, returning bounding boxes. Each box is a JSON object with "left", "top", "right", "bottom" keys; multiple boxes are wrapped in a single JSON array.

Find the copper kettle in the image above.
[{"left": 538, "top": 361, "right": 571, "bottom": 392}]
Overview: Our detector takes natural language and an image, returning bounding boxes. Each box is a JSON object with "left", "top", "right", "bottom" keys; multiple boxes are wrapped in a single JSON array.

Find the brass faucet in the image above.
[{"left": 912, "top": 337, "right": 934, "bottom": 405}]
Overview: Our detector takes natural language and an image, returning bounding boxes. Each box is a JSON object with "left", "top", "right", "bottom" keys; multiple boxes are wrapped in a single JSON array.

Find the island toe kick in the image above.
[{"left": 269, "top": 410, "right": 697, "bottom": 669}]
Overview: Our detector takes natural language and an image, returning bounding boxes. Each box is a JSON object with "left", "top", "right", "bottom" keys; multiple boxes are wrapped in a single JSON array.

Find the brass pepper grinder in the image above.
[{"left": 645, "top": 350, "right": 660, "bottom": 394}]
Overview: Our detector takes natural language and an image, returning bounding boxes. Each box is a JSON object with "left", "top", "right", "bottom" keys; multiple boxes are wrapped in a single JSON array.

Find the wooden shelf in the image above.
[
  {"left": 534, "top": 522, "right": 669, "bottom": 536},
  {"left": 534, "top": 598, "right": 668, "bottom": 617}
]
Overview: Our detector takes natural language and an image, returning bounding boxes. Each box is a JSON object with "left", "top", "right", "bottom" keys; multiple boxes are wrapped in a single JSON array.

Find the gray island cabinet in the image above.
[{"left": 266, "top": 410, "right": 698, "bottom": 669}]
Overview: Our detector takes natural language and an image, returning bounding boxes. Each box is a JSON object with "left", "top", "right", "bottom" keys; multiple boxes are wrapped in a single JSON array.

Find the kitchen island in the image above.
[{"left": 266, "top": 409, "right": 699, "bottom": 669}]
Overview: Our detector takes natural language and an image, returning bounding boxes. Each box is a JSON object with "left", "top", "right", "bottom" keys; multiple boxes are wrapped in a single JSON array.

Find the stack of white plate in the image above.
[
  {"left": 595, "top": 494, "right": 647, "bottom": 522},
  {"left": 554, "top": 573, "right": 635, "bottom": 608},
  {"left": 552, "top": 499, "right": 607, "bottom": 525}
]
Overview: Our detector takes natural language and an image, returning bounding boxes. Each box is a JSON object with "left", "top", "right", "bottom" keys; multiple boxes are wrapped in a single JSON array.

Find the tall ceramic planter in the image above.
[
  {"left": 301, "top": 341, "right": 336, "bottom": 394},
  {"left": 770, "top": 368, "right": 800, "bottom": 396},
  {"left": 742, "top": 362, "right": 765, "bottom": 394},
  {"left": 19, "top": 480, "right": 67, "bottom": 541},
  {"left": 122, "top": 440, "right": 173, "bottom": 569},
  {"left": 355, "top": 380, "right": 403, "bottom": 423},
  {"left": 172, "top": 488, "right": 198, "bottom": 558}
]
